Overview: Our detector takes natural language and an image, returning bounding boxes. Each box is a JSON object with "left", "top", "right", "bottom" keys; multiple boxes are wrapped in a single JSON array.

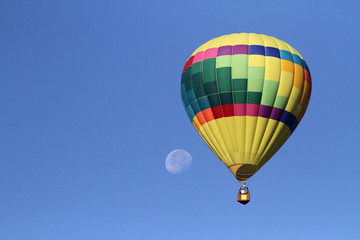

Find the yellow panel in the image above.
[
  {"left": 207, "top": 35, "right": 226, "bottom": 50},
  {"left": 255, "top": 119, "right": 279, "bottom": 163},
  {"left": 260, "top": 34, "right": 279, "bottom": 48},
  {"left": 232, "top": 33, "right": 250, "bottom": 45},
  {"left": 249, "top": 55, "right": 265, "bottom": 67},
  {"left": 293, "top": 103, "right": 303, "bottom": 117},
  {"left": 259, "top": 123, "right": 291, "bottom": 167},
  {"left": 214, "top": 118, "right": 234, "bottom": 153},
  {"left": 285, "top": 100, "right": 298, "bottom": 115},
  {"left": 249, "top": 33, "right": 264, "bottom": 45},
  {"left": 245, "top": 116, "right": 258, "bottom": 163},
  {"left": 273, "top": 39, "right": 289, "bottom": 51},
  {"left": 264, "top": 57, "right": 281, "bottom": 82},
  {"left": 192, "top": 117, "right": 201, "bottom": 131},
  {"left": 204, "top": 118, "right": 237, "bottom": 166},
  {"left": 198, "top": 123, "right": 227, "bottom": 160},
  {"left": 250, "top": 117, "right": 269, "bottom": 162},
  {"left": 290, "top": 87, "right": 302, "bottom": 101},
  {"left": 285, "top": 88, "right": 302, "bottom": 114},
  {"left": 228, "top": 116, "right": 240, "bottom": 153},
  {"left": 205, "top": 117, "right": 243, "bottom": 166},
  {"left": 197, "top": 127, "right": 223, "bottom": 161},
  {"left": 219, "top": 33, "right": 242, "bottom": 46},
  {"left": 277, "top": 71, "right": 294, "bottom": 97},
  {"left": 229, "top": 152, "right": 241, "bottom": 165},
  {"left": 201, "top": 120, "right": 232, "bottom": 166},
  {"left": 234, "top": 116, "right": 246, "bottom": 153}
]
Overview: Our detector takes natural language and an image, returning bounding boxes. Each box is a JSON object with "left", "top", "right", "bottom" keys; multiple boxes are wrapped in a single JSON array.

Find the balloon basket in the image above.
[{"left": 237, "top": 192, "right": 250, "bottom": 205}]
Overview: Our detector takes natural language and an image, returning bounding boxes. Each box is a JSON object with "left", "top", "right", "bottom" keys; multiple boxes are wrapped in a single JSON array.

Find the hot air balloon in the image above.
[{"left": 181, "top": 33, "right": 311, "bottom": 204}]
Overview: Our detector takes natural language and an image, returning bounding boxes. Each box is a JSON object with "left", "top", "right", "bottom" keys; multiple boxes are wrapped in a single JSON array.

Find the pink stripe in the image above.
[
  {"left": 246, "top": 104, "right": 260, "bottom": 116},
  {"left": 193, "top": 51, "right": 205, "bottom": 64},
  {"left": 204, "top": 48, "right": 218, "bottom": 59},
  {"left": 234, "top": 104, "right": 246, "bottom": 116}
]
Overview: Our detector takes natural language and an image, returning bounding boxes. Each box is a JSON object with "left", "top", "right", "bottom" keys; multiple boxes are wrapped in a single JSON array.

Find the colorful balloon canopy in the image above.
[{"left": 181, "top": 33, "right": 311, "bottom": 182}]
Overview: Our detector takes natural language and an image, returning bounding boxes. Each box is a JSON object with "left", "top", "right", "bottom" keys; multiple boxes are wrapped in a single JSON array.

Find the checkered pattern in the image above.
[{"left": 181, "top": 33, "right": 311, "bottom": 182}]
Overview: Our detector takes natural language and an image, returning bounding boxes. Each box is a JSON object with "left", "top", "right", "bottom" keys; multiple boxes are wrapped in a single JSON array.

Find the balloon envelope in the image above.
[{"left": 181, "top": 33, "right": 311, "bottom": 182}]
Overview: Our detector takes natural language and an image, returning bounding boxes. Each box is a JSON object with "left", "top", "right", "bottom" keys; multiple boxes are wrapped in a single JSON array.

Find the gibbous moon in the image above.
[{"left": 165, "top": 149, "right": 192, "bottom": 174}]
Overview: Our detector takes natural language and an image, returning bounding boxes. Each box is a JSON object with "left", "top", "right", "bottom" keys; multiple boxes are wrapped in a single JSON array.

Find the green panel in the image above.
[
  {"left": 208, "top": 94, "right": 221, "bottom": 107},
  {"left": 248, "top": 92, "right": 262, "bottom": 104},
  {"left": 234, "top": 92, "right": 247, "bottom": 104},
  {"left": 231, "top": 55, "right": 248, "bottom": 79},
  {"left": 248, "top": 66, "right": 265, "bottom": 92},
  {"left": 262, "top": 80, "right": 279, "bottom": 94},
  {"left": 203, "top": 58, "right": 216, "bottom": 83},
  {"left": 217, "top": 67, "right": 231, "bottom": 92},
  {"left": 233, "top": 78, "right": 247, "bottom": 91},
  {"left": 204, "top": 81, "right": 218, "bottom": 95},
  {"left": 260, "top": 92, "right": 276, "bottom": 106},
  {"left": 191, "top": 73, "right": 205, "bottom": 98},
  {"left": 220, "top": 92, "right": 233, "bottom": 105},
  {"left": 273, "top": 95, "right": 288, "bottom": 109},
  {"left": 183, "top": 67, "right": 192, "bottom": 92},
  {"left": 216, "top": 55, "right": 231, "bottom": 68},
  {"left": 191, "top": 61, "right": 203, "bottom": 74},
  {"left": 181, "top": 70, "right": 187, "bottom": 85}
]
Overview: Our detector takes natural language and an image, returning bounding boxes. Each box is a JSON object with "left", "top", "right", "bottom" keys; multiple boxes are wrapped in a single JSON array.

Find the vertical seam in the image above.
[
  {"left": 257, "top": 37, "right": 295, "bottom": 167},
  {"left": 214, "top": 34, "right": 233, "bottom": 165},
  {"left": 199, "top": 40, "right": 228, "bottom": 161},
  {"left": 252, "top": 35, "right": 280, "bottom": 166},
  {"left": 229, "top": 34, "right": 239, "bottom": 161},
  {"left": 248, "top": 34, "right": 267, "bottom": 165}
]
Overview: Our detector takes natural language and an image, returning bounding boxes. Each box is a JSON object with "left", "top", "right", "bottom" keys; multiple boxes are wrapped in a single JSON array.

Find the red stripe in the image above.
[
  {"left": 182, "top": 55, "right": 195, "bottom": 72},
  {"left": 211, "top": 106, "right": 224, "bottom": 119},
  {"left": 223, "top": 104, "right": 234, "bottom": 117},
  {"left": 194, "top": 104, "right": 299, "bottom": 133}
]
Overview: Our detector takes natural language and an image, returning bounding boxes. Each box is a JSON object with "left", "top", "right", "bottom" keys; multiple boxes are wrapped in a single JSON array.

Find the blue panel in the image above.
[
  {"left": 292, "top": 54, "right": 303, "bottom": 66},
  {"left": 302, "top": 59, "right": 309, "bottom": 71},
  {"left": 197, "top": 97, "right": 211, "bottom": 111},
  {"left": 265, "top": 47, "right": 280, "bottom": 58},
  {"left": 249, "top": 45, "right": 265, "bottom": 55},
  {"left": 280, "top": 111, "right": 298, "bottom": 132},
  {"left": 191, "top": 101, "right": 201, "bottom": 115},
  {"left": 181, "top": 84, "right": 190, "bottom": 107},
  {"left": 187, "top": 89, "right": 196, "bottom": 103},
  {"left": 280, "top": 50, "right": 293, "bottom": 62},
  {"left": 186, "top": 106, "right": 195, "bottom": 121}
]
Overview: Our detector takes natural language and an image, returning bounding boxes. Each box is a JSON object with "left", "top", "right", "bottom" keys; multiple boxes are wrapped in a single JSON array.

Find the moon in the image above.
[{"left": 165, "top": 149, "right": 192, "bottom": 174}]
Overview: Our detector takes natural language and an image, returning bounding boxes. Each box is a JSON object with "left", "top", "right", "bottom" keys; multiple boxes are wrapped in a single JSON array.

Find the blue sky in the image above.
[{"left": 1, "top": 0, "right": 359, "bottom": 239}]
